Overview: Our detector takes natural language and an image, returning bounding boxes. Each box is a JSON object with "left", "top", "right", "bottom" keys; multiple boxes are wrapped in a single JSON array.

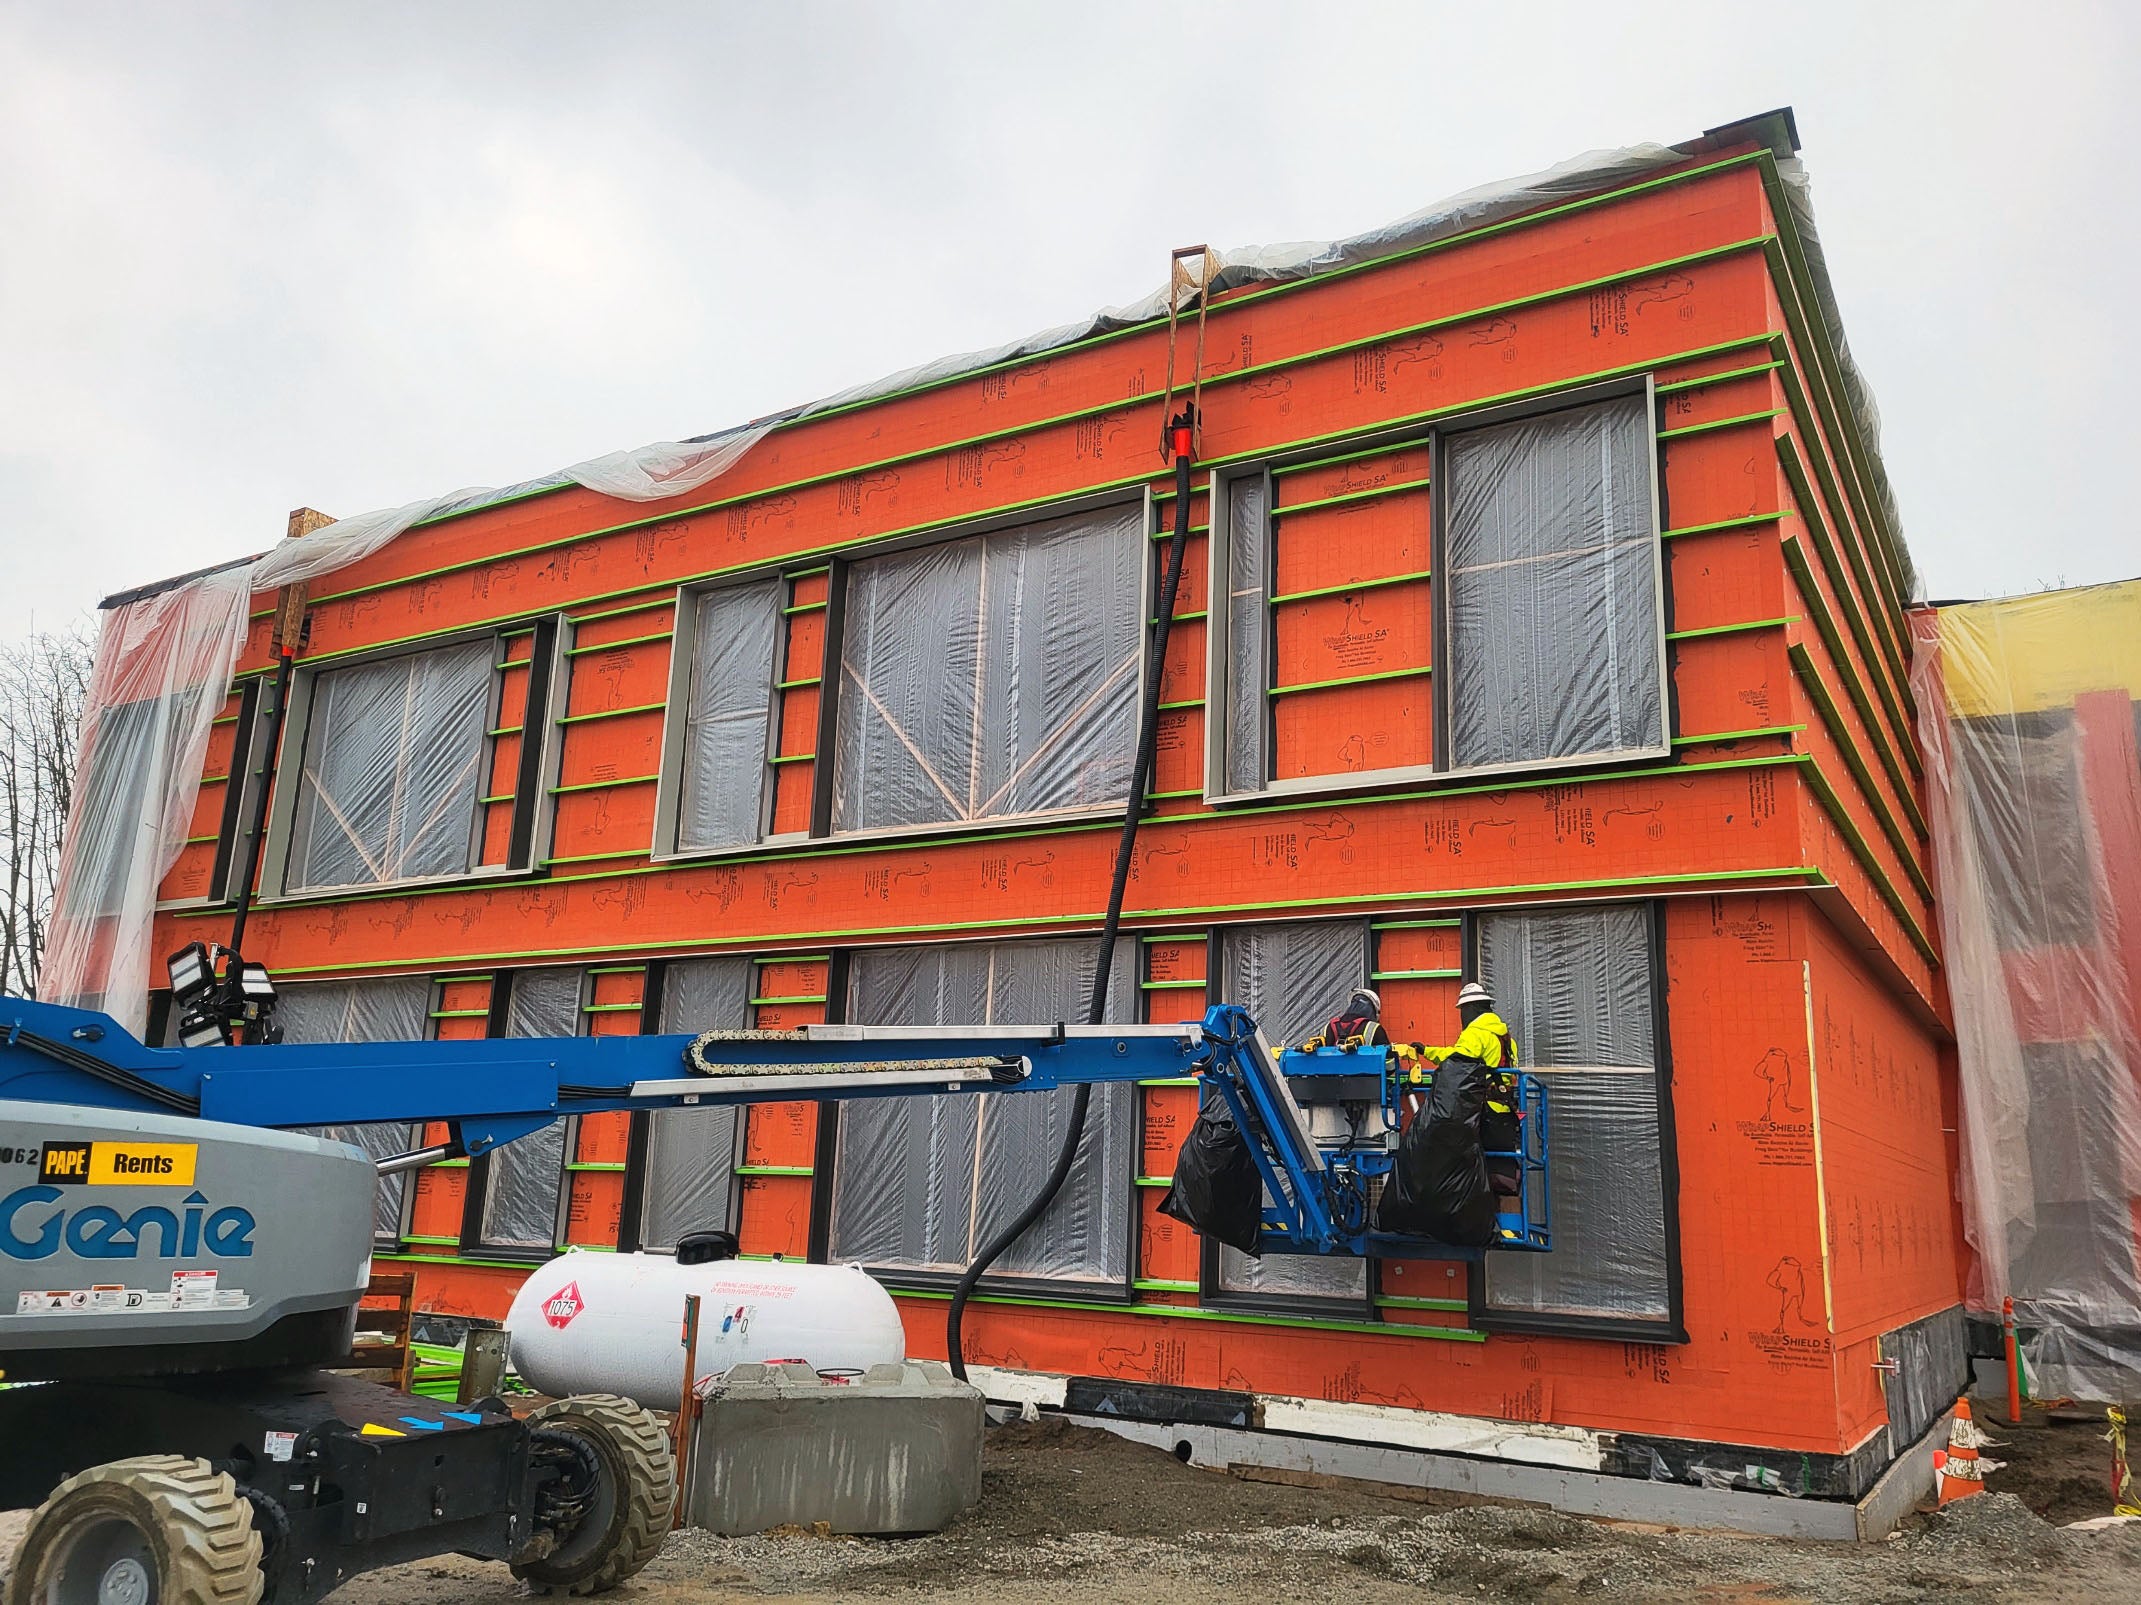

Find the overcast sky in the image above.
[{"left": 3, "top": 2, "right": 2135, "bottom": 637}]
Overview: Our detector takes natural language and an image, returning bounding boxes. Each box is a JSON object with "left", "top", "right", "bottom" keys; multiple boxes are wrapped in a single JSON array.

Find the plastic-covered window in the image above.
[
  {"left": 1442, "top": 393, "right": 1664, "bottom": 771},
  {"left": 276, "top": 977, "right": 431, "bottom": 1244},
  {"left": 1216, "top": 473, "right": 1271, "bottom": 796},
  {"left": 1212, "top": 919, "right": 1372, "bottom": 1303},
  {"left": 675, "top": 581, "right": 782, "bottom": 851},
  {"left": 831, "top": 503, "right": 1145, "bottom": 833},
  {"left": 480, "top": 966, "right": 584, "bottom": 1252},
  {"left": 287, "top": 640, "right": 494, "bottom": 891},
  {"left": 57, "top": 697, "right": 168, "bottom": 917},
  {"left": 640, "top": 958, "right": 751, "bottom": 1250},
  {"left": 1476, "top": 902, "right": 1673, "bottom": 1326},
  {"left": 828, "top": 938, "right": 1135, "bottom": 1286},
  {"left": 1952, "top": 711, "right": 2099, "bottom": 950}
]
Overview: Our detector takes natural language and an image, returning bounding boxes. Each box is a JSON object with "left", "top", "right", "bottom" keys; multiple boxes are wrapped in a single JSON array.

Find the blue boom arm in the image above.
[{"left": 0, "top": 994, "right": 1547, "bottom": 1260}]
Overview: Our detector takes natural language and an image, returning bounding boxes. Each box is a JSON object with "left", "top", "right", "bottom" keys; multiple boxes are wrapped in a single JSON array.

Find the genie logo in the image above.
[{"left": 0, "top": 1186, "right": 256, "bottom": 1262}]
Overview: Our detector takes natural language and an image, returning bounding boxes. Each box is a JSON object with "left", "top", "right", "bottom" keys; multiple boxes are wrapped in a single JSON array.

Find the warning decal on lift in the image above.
[{"left": 12, "top": 1280, "right": 250, "bottom": 1315}]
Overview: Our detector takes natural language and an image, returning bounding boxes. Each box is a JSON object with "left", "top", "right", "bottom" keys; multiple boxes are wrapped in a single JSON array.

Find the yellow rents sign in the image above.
[{"left": 39, "top": 1142, "right": 198, "bottom": 1188}]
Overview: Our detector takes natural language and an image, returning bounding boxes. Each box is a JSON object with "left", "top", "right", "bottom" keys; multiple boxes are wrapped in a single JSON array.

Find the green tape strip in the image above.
[
  {"left": 566, "top": 1161, "right": 626, "bottom": 1172},
  {"left": 286, "top": 233, "right": 1775, "bottom": 625},
  {"left": 1670, "top": 725, "right": 1802, "bottom": 746},
  {"left": 1653, "top": 358, "right": 1782, "bottom": 396},
  {"left": 1776, "top": 436, "right": 1917, "bottom": 754},
  {"left": 548, "top": 775, "right": 658, "bottom": 795},
  {"left": 751, "top": 994, "right": 827, "bottom": 1006},
  {"left": 888, "top": 1285, "right": 1485, "bottom": 1343},
  {"left": 193, "top": 753, "right": 1817, "bottom": 944},
  {"left": 1666, "top": 615, "right": 1795, "bottom": 641},
  {"left": 1133, "top": 1175, "right": 1175, "bottom": 1188},
  {"left": 1370, "top": 968, "right": 1461, "bottom": 981},
  {"left": 1270, "top": 568, "right": 1431, "bottom": 607},
  {"left": 556, "top": 702, "right": 664, "bottom": 726},
  {"left": 567, "top": 630, "right": 673, "bottom": 657},
  {"left": 1660, "top": 510, "right": 1784, "bottom": 541},
  {"left": 1779, "top": 536, "right": 1926, "bottom": 827},
  {"left": 1374, "top": 1295, "right": 1470, "bottom": 1313},
  {"left": 574, "top": 596, "right": 678, "bottom": 627},
  {"left": 1276, "top": 477, "right": 1429, "bottom": 518},
  {"left": 1656, "top": 408, "right": 1779, "bottom": 441},
  {"left": 1790, "top": 643, "right": 1932, "bottom": 892},
  {"left": 1132, "top": 1279, "right": 1200, "bottom": 1293},
  {"left": 1800, "top": 753, "right": 1935, "bottom": 965},
  {"left": 736, "top": 1164, "right": 814, "bottom": 1177},
  {"left": 1269, "top": 664, "right": 1430, "bottom": 699},
  {"left": 238, "top": 330, "right": 1777, "bottom": 684}
]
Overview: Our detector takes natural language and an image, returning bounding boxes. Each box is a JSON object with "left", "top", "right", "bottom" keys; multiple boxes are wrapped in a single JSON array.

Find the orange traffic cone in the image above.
[{"left": 1938, "top": 1396, "right": 2005, "bottom": 1504}]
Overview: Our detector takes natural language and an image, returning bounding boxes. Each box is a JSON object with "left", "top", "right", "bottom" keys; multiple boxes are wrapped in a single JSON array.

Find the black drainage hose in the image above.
[{"left": 947, "top": 406, "right": 1199, "bottom": 1381}]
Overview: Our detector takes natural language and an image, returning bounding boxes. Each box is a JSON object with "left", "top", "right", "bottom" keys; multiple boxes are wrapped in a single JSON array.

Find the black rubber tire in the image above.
[
  {"left": 4, "top": 1454, "right": 262, "bottom": 1605},
  {"left": 511, "top": 1393, "right": 675, "bottom": 1596}
]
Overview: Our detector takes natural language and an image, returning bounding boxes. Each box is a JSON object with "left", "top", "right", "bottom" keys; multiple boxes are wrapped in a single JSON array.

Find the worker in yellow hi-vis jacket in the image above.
[{"left": 1399, "top": 982, "right": 1523, "bottom": 1196}]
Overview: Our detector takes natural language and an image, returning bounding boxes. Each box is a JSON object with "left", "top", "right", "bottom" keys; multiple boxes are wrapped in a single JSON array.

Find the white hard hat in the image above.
[
  {"left": 1349, "top": 986, "right": 1381, "bottom": 1012},
  {"left": 1457, "top": 981, "right": 1492, "bottom": 1008}
]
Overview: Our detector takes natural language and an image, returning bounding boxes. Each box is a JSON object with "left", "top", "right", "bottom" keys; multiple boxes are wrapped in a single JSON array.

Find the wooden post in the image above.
[{"left": 673, "top": 1293, "right": 702, "bottom": 1529}]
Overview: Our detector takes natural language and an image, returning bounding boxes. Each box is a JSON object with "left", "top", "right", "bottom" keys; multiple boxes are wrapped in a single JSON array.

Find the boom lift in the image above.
[{"left": 0, "top": 991, "right": 1548, "bottom": 1602}]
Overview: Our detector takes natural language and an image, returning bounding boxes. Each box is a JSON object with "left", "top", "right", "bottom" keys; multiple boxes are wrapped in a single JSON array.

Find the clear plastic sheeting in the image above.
[
  {"left": 828, "top": 938, "right": 1134, "bottom": 1285},
  {"left": 246, "top": 424, "right": 776, "bottom": 596},
  {"left": 1478, "top": 903, "right": 1673, "bottom": 1323},
  {"left": 1214, "top": 920, "right": 1372, "bottom": 1302},
  {"left": 1443, "top": 394, "right": 1664, "bottom": 771},
  {"left": 1911, "top": 583, "right": 2141, "bottom": 1402},
  {"left": 831, "top": 505, "right": 1143, "bottom": 833},
  {"left": 642, "top": 957, "right": 751, "bottom": 1250},
  {"left": 1219, "top": 474, "right": 1270, "bottom": 796},
  {"left": 275, "top": 976, "right": 430, "bottom": 1242},
  {"left": 676, "top": 582, "right": 782, "bottom": 852},
  {"left": 286, "top": 640, "right": 493, "bottom": 891},
  {"left": 482, "top": 965, "right": 584, "bottom": 1252},
  {"left": 40, "top": 563, "right": 255, "bottom": 1036}
]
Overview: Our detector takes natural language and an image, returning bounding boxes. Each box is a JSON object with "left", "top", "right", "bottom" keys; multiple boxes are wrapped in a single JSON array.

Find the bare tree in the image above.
[{"left": 0, "top": 623, "right": 94, "bottom": 998}]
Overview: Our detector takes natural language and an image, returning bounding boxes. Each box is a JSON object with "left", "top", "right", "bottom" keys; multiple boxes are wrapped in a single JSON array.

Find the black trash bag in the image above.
[
  {"left": 1160, "top": 1102, "right": 1264, "bottom": 1255},
  {"left": 1378, "top": 1054, "right": 1498, "bottom": 1246}
]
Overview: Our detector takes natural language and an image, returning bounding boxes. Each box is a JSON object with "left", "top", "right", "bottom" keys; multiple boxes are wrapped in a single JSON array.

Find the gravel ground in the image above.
[{"left": 6, "top": 1412, "right": 2138, "bottom": 1602}]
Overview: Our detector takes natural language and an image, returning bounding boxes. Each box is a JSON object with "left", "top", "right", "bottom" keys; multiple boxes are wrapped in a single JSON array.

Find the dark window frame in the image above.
[
  {"left": 1205, "top": 374, "right": 1674, "bottom": 805},
  {"left": 814, "top": 935, "right": 1141, "bottom": 1304},
  {"left": 806, "top": 488, "right": 1156, "bottom": 846},
  {"left": 617, "top": 956, "right": 750, "bottom": 1254},
  {"left": 1196, "top": 919, "right": 1380, "bottom": 1321},
  {"left": 460, "top": 964, "right": 588, "bottom": 1262},
  {"left": 256, "top": 619, "right": 568, "bottom": 902},
  {"left": 649, "top": 571, "right": 797, "bottom": 862},
  {"left": 1465, "top": 898, "right": 1687, "bottom": 1344}
]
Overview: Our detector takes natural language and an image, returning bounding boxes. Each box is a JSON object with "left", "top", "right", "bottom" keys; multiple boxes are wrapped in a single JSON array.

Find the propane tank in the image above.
[{"left": 504, "top": 1250, "right": 906, "bottom": 1409}]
